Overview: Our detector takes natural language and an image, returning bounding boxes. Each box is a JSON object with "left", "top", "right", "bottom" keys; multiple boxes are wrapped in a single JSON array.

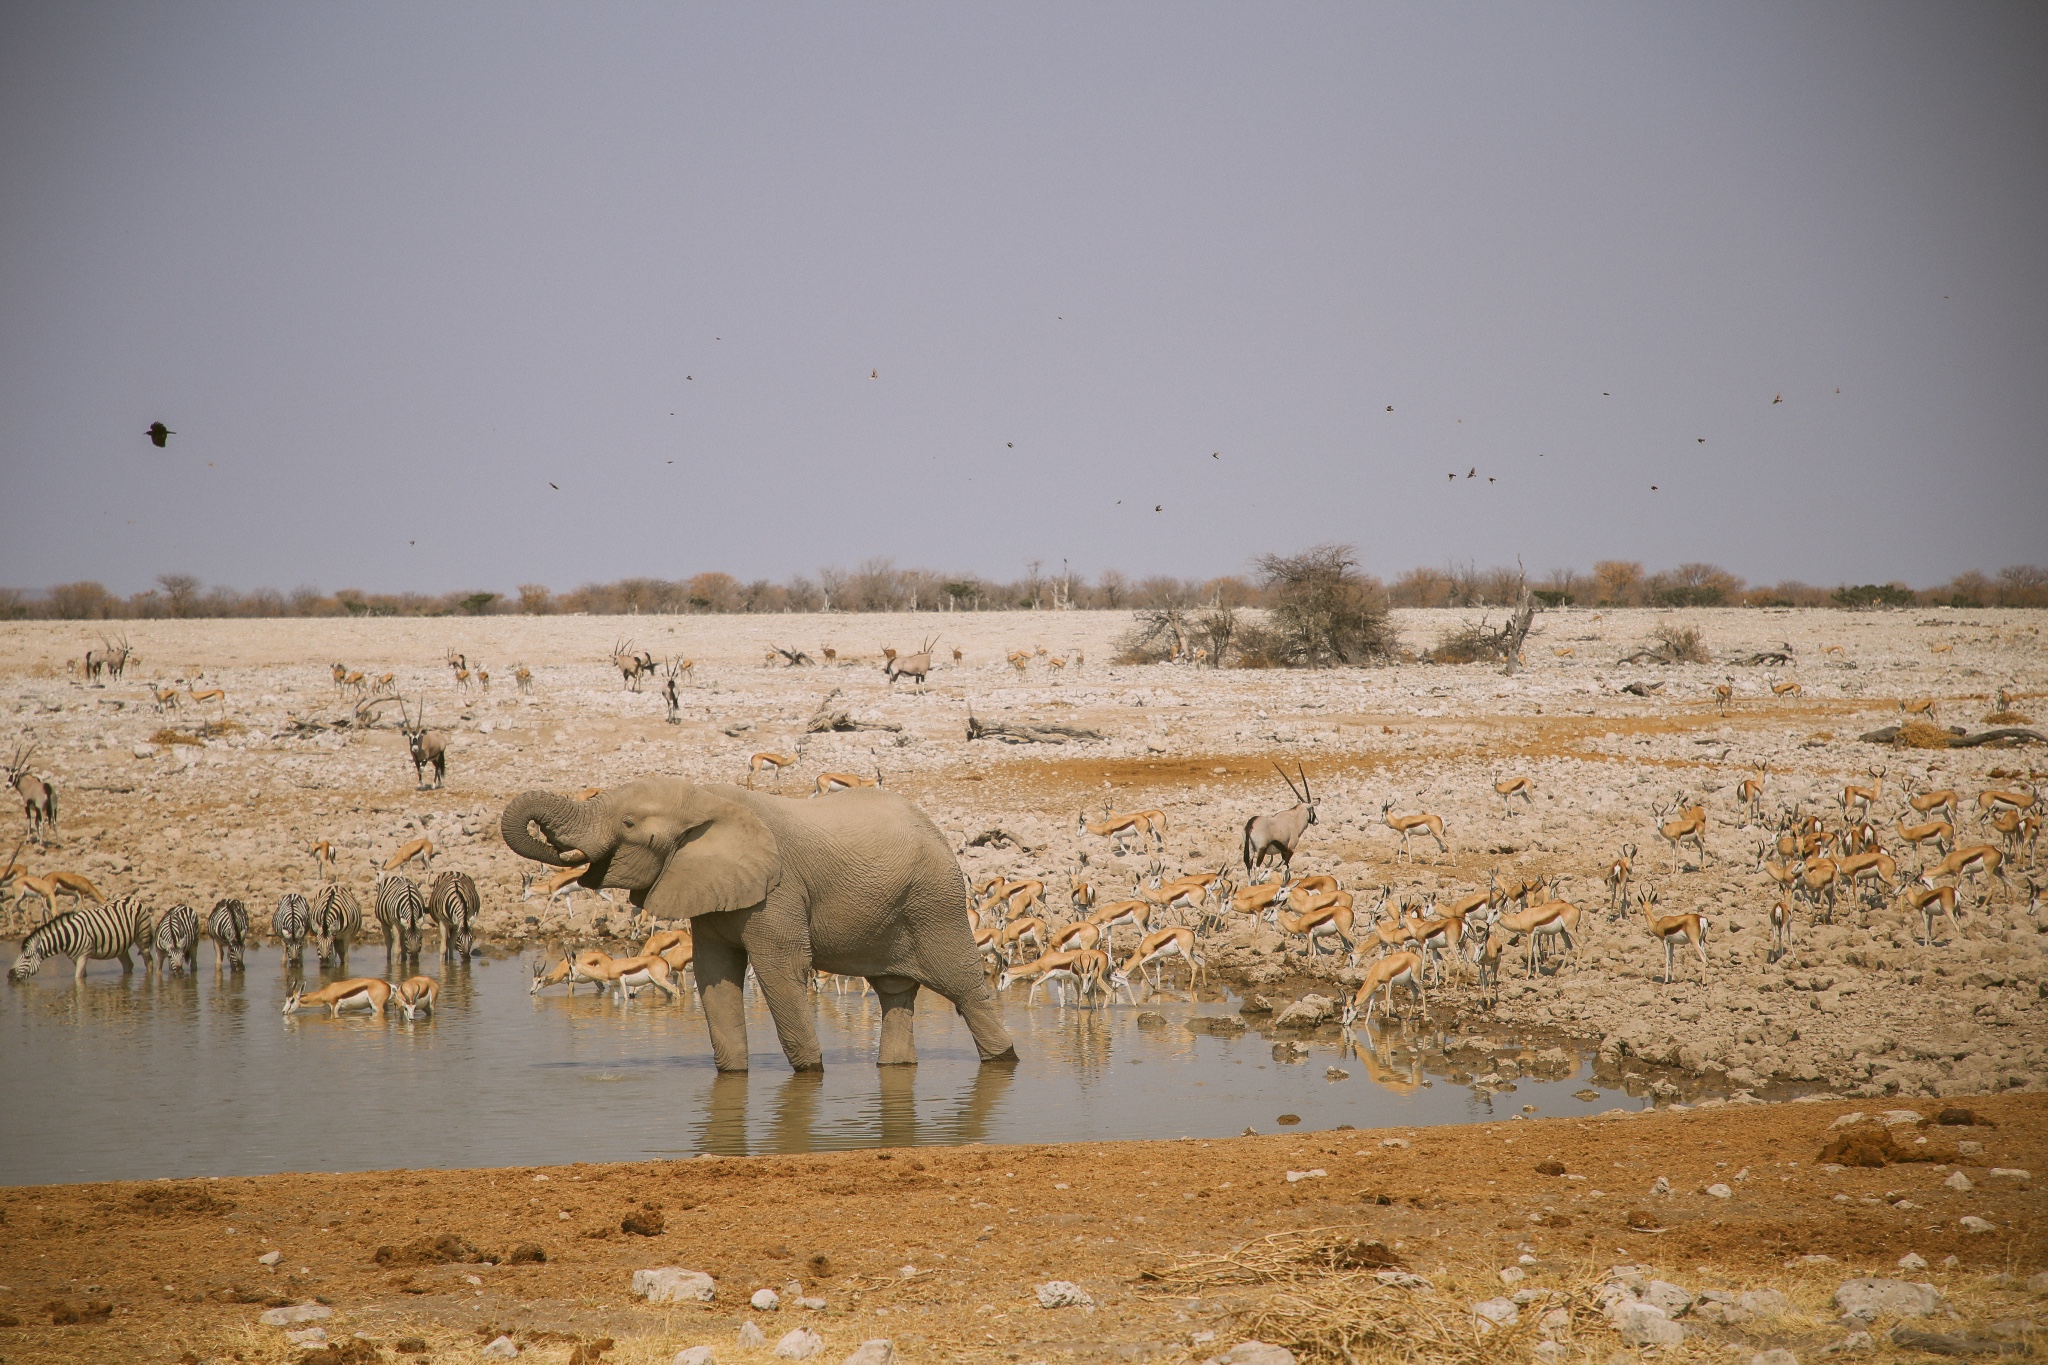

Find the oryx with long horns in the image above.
[{"left": 1242, "top": 763, "right": 1318, "bottom": 879}]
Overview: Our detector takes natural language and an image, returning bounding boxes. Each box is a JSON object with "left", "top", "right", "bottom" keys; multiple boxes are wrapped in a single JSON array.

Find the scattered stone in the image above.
[
  {"left": 1988, "top": 1169, "right": 2031, "bottom": 1180},
  {"left": 258, "top": 1250, "right": 283, "bottom": 1266},
  {"left": 482, "top": 1337, "right": 519, "bottom": 1359},
  {"left": 1823, "top": 1331, "right": 1876, "bottom": 1354},
  {"left": 1614, "top": 1302, "right": 1684, "bottom": 1347},
  {"left": 1751, "top": 1351, "right": 1800, "bottom": 1365},
  {"left": 798, "top": 1297, "right": 827, "bottom": 1311},
  {"left": 1945, "top": 1171, "right": 1974, "bottom": 1193},
  {"left": 1036, "top": 1281, "right": 1094, "bottom": 1309},
  {"left": 1273, "top": 995, "right": 1335, "bottom": 1028},
  {"left": 1643, "top": 1281, "right": 1694, "bottom": 1316},
  {"left": 773, "top": 1328, "right": 825, "bottom": 1359},
  {"left": 635, "top": 1268, "right": 717, "bottom": 1304},
  {"left": 1706, "top": 1182, "right": 1734, "bottom": 1198},
  {"left": 1326, "top": 1066, "right": 1349, "bottom": 1080},
  {"left": 1380, "top": 1137, "right": 1410, "bottom": 1149},
  {"left": 1889, "top": 1325, "right": 2027, "bottom": 1357},
  {"left": 2027, "top": 1272, "right": 2048, "bottom": 1295},
  {"left": 1534, "top": 1160, "right": 1566, "bottom": 1176},
  {"left": 1899, "top": 1253, "right": 1929, "bottom": 1271},
  {"left": 1472, "top": 1298, "right": 1520, "bottom": 1329},
  {"left": 1207, "top": 1344, "right": 1295, "bottom": 1365},
  {"left": 1283, "top": 1168, "right": 1326, "bottom": 1182},
  {"left": 1376, "top": 1270, "right": 1434, "bottom": 1290},
  {"left": 1188, "top": 1015, "right": 1248, "bottom": 1035},
  {"left": 286, "top": 1327, "right": 328, "bottom": 1347},
  {"left": 1499, "top": 1267, "right": 1527, "bottom": 1286},
  {"left": 753, "top": 1288, "right": 782, "bottom": 1311},
  {"left": 1959, "top": 1216, "right": 1997, "bottom": 1234},
  {"left": 1834, "top": 1278, "right": 1940, "bottom": 1323},
  {"left": 1533, "top": 1344, "right": 1566, "bottom": 1364},
  {"left": 1136, "top": 1011, "right": 1168, "bottom": 1028},
  {"left": 839, "top": 1342, "right": 894, "bottom": 1365},
  {"left": 673, "top": 1350, "right": 715, "bottom": 1365},
  {"left": 258, "top": 1303, "right": 334, "bottom": 1326},
  {"left": 1238, "top": 995, "right": 1274, "bottom": 1015},
  {"left": 1650, "top": 1175, "right": 1672, "bottom": 1196},
  {"left": 738, "top": 1322, "right": 767, "bottom": 1348},
  {"left": 1739, "top": 1290, "right": 1790, "bottom": 1317}
]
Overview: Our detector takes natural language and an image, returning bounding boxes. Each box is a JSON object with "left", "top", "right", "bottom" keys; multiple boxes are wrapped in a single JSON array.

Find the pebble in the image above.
[
  {"left": 673, "top": 1349, "right": 715, "bottom": 1365},
  {"left": 635, "top": 1268, "right": 717, "bottom": 1304},
  {"left": 772, "top": 1327, "right": 825, "bottom": 1360},
  {"left": 1897, "top": 1253, "right": 1928, "bottom": 1271},
  {"left": 1959, "top": 1216, "right": 1997, "bottom": 1233},
  {"left": 738, "top": 1322, "right": 767, "bottom": 1348},
  {"left": 1706, "top": 1182, "right": 1733, "bottom": 1198},
  {"left": 1649, "top": 1175, "right": 1672, "bottom": 1196},
  {"left": 1643, "top": 1281, "right": 1694, "bottom": 1316},
  {"left": 1989, "top": 1168, "right": 2031, "bottom": 1180},
  {"left": 1751, "top": 1351, "right": 1799, "bottom": 1365},
  {"left": 1498, "top": 1267, "right": 1526, "bottom": 1286},
  {"left": 1036, "top": 1280, "right": 1095, "bottom": 1309},
  {"left": 752, "top": 1288, "right": 782, "bottom": 1311},
  {"left": 1944, "top": 1171, "right": 1973, "bottom": 1192},
  {"left": 1833, "top": 1278, "right": 1940, "bottom": 1323},
  {"left": 1613, "top": 1302, "right": 1684, "bottom": 1347},
  {"left": 1375, "top": 1270, "right": 1434, "bottom": 1290},
  {"left": 1205, "top": 1345, "right": 1296, "bottom": 1365},
  {"left": 1283, "top": 1169, "right": 1326, "bottom": 1182},
  {"left": 798, "top": 1296, "right": 828, "bottom": 1311},
  {"left": 839, "top": 1342, "right": 894, "bottom": 1365},
  {"left": 285, "top": 1328, "right": 328, "bottom": 1347},
  {"left": 482, "top": 1336, "right": 518, "bottom": 1359},
  {"left": 258, "top": 1250, "right": 282, "bottom": 1266},
  {"left": 1471, "top": 1298, "right": 1520, "bottom": 1328}
]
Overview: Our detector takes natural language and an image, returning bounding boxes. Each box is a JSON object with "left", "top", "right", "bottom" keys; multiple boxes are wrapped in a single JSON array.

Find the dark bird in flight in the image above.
[
  {"left": 1154, "top": 504, "right": 1162, "bottom": 512},
  {"left": 549, "top": 483, "right": 559, "bottom": 490},
  {"left": 1772, "top": 393, "right": 1783, "bottom": 404},
  {"left": 1698, "top": 438, "right": 1706, "bottom": 444},
  {"left": 1488, "top": 477, "right": 1496, "bottom": 483},
  {"left": 1602, "top": 392, "right": 1610, "bottom": 397},
  {"left": 1212, "top": 451, "right": 1220, "bottom": 459},
  {"left": 147, "top": 422, "right": 174, "bottom": 448},
  {"left": 1386, "top": 405, "right": 1393, "bottom": 412},
  {"left": 1650, "top": 485, "right": 1659, "bottom": 491},
  {"left": 870, "top": 370, "right": 878, "bottom": 379},
  {"left": 1007, "top": 442, "right": 1013, "bottom": 448},
  {"left": 1448, "top": 472, "right": 1456, "bottom": 481},
  {"left": 1467, "top": 468, "right": 1476, "bottom": 479},
  {"left": 686, "top": 376, "right": 692, "bottom": 381}
]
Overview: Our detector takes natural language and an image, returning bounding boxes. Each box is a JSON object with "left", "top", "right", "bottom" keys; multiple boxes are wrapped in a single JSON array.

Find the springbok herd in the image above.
[{"left": 2, "top": 609, "right": 2043, "bottom": 1088}]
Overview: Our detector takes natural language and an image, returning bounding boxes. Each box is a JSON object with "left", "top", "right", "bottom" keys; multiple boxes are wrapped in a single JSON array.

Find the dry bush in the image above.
[
  {"left": 149, "top": 728, "right": 203, "bottom": 747},
  {"left": 1430, "top": 619, "right": 1514, "bottom": 665},
  {"left": 1656, "top": 623, "right": 1710, "bottom": 663},
  {"left": 1256, "top": 544, "right": 1396, "bottom": 667},
  {"left": 1984, "top": 710, "right": 2032, "bottom": 725},
  {"left": 1894, "top": 720, "right": 1956, "bottom": 749},
  {"left": 1114, "top": 605, "right": 1192, "bottom": 664}
]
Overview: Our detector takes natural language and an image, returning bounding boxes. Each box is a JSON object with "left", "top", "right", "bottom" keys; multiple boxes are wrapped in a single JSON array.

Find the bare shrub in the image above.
[
  {"left": 1115, "top": 606, "right": 1192, "bottom": 664},
  {"left": 1255, "top": 544, "right": 1395, "bottom": 668},
  {"left": 1429, "top": 619, "right": 1515, "bottom": 665},
  {"left": 1656, "top": 623, "right": 1710, "bottom": 663}
]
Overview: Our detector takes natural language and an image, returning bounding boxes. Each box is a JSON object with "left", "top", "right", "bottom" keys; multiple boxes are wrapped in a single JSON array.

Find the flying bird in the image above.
[
  {"left": 1772, "top": 393, "right": 1782, "bottom": 404},
  {"left": 1007, "top": 442, "right": 1013, "bottom": 447},
  {"left": 1488, "top": 477, "right": 1495, "bottom": 483},
  {"left": 1467, "top": 467, "right": 1476, "bottom": 478},
  {"left": 549, "top": 483, "right": 559, "bottom": 490},
  {"left": 146, "top": 422, "right": 174, "bottom": 448},
  {"left": 1385, "top": 405, "right": 1393, "bottom": 412},
  {"left": 1448, "top": 472, "right": 1456, "bottom": 481},
  {"left": 1211, "top": 451, "right": 1219, "bottom": 459},
  {"left": 686, "top": 376, "right": 692, "bottom": 381},
  {"left": 1650, "top": 485, "right": 1659, "bottom": 491},
  {"left": 1154, "top": 504, "right": 1163, "bottom": 512},
  {"left": 1697, "top": 438, "right": 1705, "bottom": 444},
  {"left": 870, "top": 370, "right": 878, "bottom": 379}
]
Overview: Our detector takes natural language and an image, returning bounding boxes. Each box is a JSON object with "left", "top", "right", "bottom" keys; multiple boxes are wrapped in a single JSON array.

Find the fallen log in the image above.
[
  {"left": 965, "top": 828, "right": 1033, "bottom": 852},
  {"left": 770, "top": 645, "right": 815, "bottom": 667},
  {"left": 1728, "top": 649, "right": 1795, "bottom": 667},
  {"left": 965, "top": 713, "right": 1105, "bottom": 744},
  {"left": 804, "top": 688, "right": 902, "bottom": 734},
  {"left": 1858, "top": 724, "right": 2046, "bottom": 748},
  {"left": 1619, "top": 680, "right": 1666, "bottom": 697}
]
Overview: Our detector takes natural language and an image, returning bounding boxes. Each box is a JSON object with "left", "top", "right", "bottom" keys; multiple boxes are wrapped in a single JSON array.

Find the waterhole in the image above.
[{"left": 0, "top": 950, "right": 1636, "bottom": 1184}]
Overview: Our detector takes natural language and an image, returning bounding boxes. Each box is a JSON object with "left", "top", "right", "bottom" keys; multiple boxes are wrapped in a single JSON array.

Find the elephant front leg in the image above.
[
  {"left": 751, "top": 953, "right": 827, "bottom": 1071},
  {"left": 869, "top": 975, "right": 920, "bottom": 1066},
  {"left": 693, "top": 936, "right": 754, "bottom": 1072}
]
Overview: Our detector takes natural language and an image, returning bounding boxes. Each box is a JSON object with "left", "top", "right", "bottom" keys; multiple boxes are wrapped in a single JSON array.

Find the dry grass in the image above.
[
  {"left": 1984, "top": 710, "right": 2033, "bottom": 725},
  {"left": 1150, "top": 1228, "right": 1611, "bottom": 1365},
  {"left": 1656, "top": 623, "right": 1711, "bottom": 664},
  {"left": 148, "top": 728, "right": 203, "bottom": 747},
  {"left": 1894, "top": 720, "right": 1957, "bottom": 749}
]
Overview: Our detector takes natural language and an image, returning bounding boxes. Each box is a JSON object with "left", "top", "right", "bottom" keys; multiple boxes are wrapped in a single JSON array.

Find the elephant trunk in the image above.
[{"left": 501, "top": 791, "right": 608, "bottom": 866}]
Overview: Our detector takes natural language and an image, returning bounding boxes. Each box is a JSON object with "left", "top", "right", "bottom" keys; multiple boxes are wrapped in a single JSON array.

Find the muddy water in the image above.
[{"left": 0, "top": 951, "right": 1637, "bottom": 1186}]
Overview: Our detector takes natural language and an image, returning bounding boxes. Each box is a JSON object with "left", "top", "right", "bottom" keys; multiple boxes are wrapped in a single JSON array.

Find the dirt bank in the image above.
[{"left": 2, "top": 1094, "right": 2041, "bottom": 1364}]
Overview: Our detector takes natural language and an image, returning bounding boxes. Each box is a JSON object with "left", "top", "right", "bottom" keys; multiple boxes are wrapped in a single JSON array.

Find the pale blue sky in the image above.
[{"left": 2, "top": 3, "right": 2043, "bottom": 596}]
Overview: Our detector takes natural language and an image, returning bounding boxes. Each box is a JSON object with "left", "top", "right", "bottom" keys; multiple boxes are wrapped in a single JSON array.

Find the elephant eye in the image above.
[{"left": 623, "top": 818, "right": 635, "bottom": 829}]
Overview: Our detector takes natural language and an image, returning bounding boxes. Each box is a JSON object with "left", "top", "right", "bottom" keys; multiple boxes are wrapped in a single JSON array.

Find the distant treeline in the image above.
[{"left": 3, "top": 558, "right": 2044, "bottom": 620}]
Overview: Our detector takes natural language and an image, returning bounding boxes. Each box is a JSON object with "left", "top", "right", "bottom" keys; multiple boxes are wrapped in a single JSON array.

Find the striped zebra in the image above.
[
  {"left": 207, "top": 898, "right": 250, "bottom": 972},
  {"left": 427, "top": 871, "right": 480, "bottom": 961},
  {"left": 273, "top": 893, "right": 313, "bottom": 966},
  {"left": 9, "top": 895, "right": 152, "bottom": 981},
  {"left": 313, "top": 884, "right": 363, "bottom": 970},
  {"left": 375, "top": 874, "right": 427, "bottom": 962},
  {"left": 152, "top": 903, "right": 200, "bottom": 974}
]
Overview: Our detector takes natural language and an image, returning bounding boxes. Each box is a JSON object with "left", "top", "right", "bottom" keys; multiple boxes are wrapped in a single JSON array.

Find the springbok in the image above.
[
  {"left": 1735, "top": 765, "right": 1767, "bottom": 825},
  {"left": 283, "top": 977, "right": 391, "bottom": 1017},
  {"left": 1634, "top": 886, "right": 1708, "bottom": 985},
  {"left": 1840, "top": 765, "right": 1886, "bottom": 821},
  {"left": 1380, "top": 798, "right": 1447, "bottom": 861},
  {"left": 1338, "top": 951, "right": 1427, "bottom": 1027},
  {"left": 1905, "top": 883, "right": 1960, "bottom": 945},
  {"left": 393, "top": 976, "right": 440, "bottom": 1019},
  {"left": 746, "top": 752, "right": 798, "bottom": 788},
  {"left": 1603, "top": 844, "right": 1637, "bottom": 915},
  {"left": 813, "top": 767, "right": 881, "bottom": 797},
  {"left": 1492, "top": 776, "right": 1535, "bottom": 816},
  {"left": 1242, "top": 764, "right": 1317, "bottom": 878},
  {"left": 1078, "top": 805, "right": 1168, "bottom": 854},
  {"left": 1653, "top": 797, "right": 1710, "bottom": 873},
  {"left": 384, "top": 837, "right": 435, "bottom": 873}
]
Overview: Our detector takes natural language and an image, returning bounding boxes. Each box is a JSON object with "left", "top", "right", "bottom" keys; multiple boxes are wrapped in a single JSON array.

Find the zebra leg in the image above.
[{"left": 75, "top": 953, "right": 88, "bottom": 981}]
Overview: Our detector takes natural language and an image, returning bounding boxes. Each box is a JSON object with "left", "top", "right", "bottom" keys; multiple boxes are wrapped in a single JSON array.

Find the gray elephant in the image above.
[{"left": 500, "top": 778, "right": 1017, "bottom": 1072}]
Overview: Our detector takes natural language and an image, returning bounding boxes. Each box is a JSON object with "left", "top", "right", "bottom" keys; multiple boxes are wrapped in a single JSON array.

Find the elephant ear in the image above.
[{"left": 643, "top": 789, "right": 783, "bottom": 921}]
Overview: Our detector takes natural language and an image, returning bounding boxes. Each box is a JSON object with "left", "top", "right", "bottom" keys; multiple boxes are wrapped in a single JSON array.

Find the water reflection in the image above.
[{"left": 0, "top": 950, "right": 1633, "bottom": 1185}]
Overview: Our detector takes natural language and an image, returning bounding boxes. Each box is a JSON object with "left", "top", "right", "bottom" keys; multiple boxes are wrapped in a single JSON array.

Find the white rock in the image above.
[
  {"left": 1036, "top": 1280, "right": 1095, "bottom": 1309},
  {"left": 1897, "top": 1253, "right": 1928, "bottom": 1271},
  {"left": 635, "top": 1268, "right": 717, "bottom": 1303},
  {"left": 258, "top": 1303, "right": 333, "bottom": 1326},
  {"left": 1539, "top": 1306, "right": 1571, "bottom": 1333},
  {"left": 798, "top": 1296, "right": 828, "bottom": 1310},
  {"left": 773, "top": 1327, "right": 825, "bottom": 1360},
  {"left": 1829, "top": 1330, "right": 1876, "bottom": 1353},
  {"left": 1959, "top": 1215, "right": 1996, "bottom": 1233},
  {"left": 1375, "top": 1270, "right": 1434, "bottom": 1290},
  {"left": 1283, "top": 1169, "right": 1327, "bottom": 1182},
  {"left": 1379, "top": 1137, "right": 1411, "bottom": 1148},
  {"left": 1498, "top": 1266, "right": 1526, "bottom": 1286},
  {"left": 674, "top": 1349, "right": 716, "bottom": 1365},
  {"left": 1944, "top": 1171, "right": 1973, "bottom": 1192},
  {"left": 1751, "top": 1351, "right": 1799, "bottom": 1365},
  {"left": 1650, "top": 1175, "right": 1672, "bottom": 1196},
  {"left": 839, "top": 1342, "right": 894, "bottom": 1365},
  {"left": 1207, "top": 1344, "right": 1296, "bottom": 1365},
  {"left": 1880, "top": 1110, "right": 1922, "bottom": 1126},
  {"left": 1833, "top": 1278, "right": 1940, "bottom": 1323},
  {"left": 285, "top": 1327, "right": 328, "bottom": 1347},
  {"left": 1989, "top": 1168, "right": 2031, "bottom": 1179},
  {"left": 482, "top": 1336, "right": 519, "bottom": 1359},
  {"left": 1643, "top": 1281, "right": 1694, "bottom": 1316},
  {"left": 1828, "top": 1112, "right": 1868, "bottom": 1129},
  {"left": 753, "top": 1288, "right": 782, "bottom": 1311},
  {"left": 1472, "top": 1297, "right": 1520, "bottom": 1328},
  {"left": 738, "top": 1322, "right": 767, "bottom": 1348},
  {"left": 1616, "top": 1302, "right": 1685, "bottom": 1347},
  {"left": 258, "top": 1250, "right": 283, "bottom": 1266},
  {"left": 1739, "top": 1290, "right": 1790, "bottom": 1317}
]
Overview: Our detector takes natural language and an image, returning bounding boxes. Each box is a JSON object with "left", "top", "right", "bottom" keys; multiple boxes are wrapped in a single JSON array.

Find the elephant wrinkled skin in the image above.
[{"left": 501, "top": 778, "right": 1016, "bottom": 1072}]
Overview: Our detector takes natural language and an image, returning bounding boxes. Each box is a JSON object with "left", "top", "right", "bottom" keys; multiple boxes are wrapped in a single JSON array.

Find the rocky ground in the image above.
[
  {"left": 1, "top": 607, "right": 2042, "bottom": 1106},
  {"left": 0, "top": 1094, "right": 2040, "bottom": 1364}
]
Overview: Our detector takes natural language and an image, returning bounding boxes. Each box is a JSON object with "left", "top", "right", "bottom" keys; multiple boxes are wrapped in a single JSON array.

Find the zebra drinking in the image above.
[
  {"left": 313, "top": 884, "right": 363, "bottom": 970},
  {"left": 273, "top": 893, "right": 313, "bottom": 967},
  {"left": 9, "top": 896, "right": 152, "bottom": 981},
  {"left": 427, "top": 870, "right": 480, "bottom": 961},
  {"left": 207, "top": 897, "right": 250, "bottom": 972},
  {"left": 374, "top": 874, "right": 427, "bottom": 962},
  {"left": 152, "top": 903, "right": 200, "bottom": 974}
]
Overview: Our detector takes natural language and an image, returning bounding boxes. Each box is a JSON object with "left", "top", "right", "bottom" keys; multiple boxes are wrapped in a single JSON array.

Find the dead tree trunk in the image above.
[
  {"left": 1500, "top": 588, "right": 1537, "bottom": 677},
  {"left": 804, "top": 689, "right": 902, "bottom": 734}
]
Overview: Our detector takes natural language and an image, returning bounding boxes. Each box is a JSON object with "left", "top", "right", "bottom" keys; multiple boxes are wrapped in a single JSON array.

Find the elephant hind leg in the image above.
[
  {"left": 925, "top": 973, "right": 1018, "bottom": 1065},
  {"left": 870, "top": 975, "right": 919, "bottom": 1066}
]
